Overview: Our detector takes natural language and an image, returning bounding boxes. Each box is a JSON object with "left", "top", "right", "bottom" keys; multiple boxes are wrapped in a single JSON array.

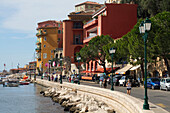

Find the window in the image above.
[
  {"left": 44, "top": 37, "right": 47, "bottom": 41},
  {"left": 55, "top": 54, "right": 58, "bottom": 59},
  {"left": 73, "top": 34, "right": 81, "bottom": 44},
  {"left": 44, "top": 45, "right": 46, "bottom": 48},
  {"left": 51, "top": 55, "right": 53, "bottom": 59},
  {"left": 51, "top": 50, "right": 53, "bottom": 53},
  {"left": 95, "top": 62, "right": 97, "bottom": 70},
  {"left": 58, "top": 38, "right": 60, "bottom": 41},
  {"left": 43, "top": 53, "right": 47, "bottom": 59},
  {"left": 60, "top": 53, "right": 62, "bottom": 58},
  {"left": 91, "top": 62, "right": 93, "bottom": 71},
  {"left": 58, "top": 30, "right": 61, "bottom": 34},
  {"left": 58, "top": 23, "right": 60, "bottom": 27}
]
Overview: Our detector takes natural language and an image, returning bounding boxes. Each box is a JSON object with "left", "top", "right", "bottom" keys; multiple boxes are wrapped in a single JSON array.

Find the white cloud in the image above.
[{"left": 1, "top": 0, "right": 104, "bottom": 32}]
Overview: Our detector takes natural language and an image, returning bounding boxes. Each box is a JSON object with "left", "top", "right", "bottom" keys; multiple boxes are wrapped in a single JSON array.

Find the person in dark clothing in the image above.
[{"left": 103, "top": 78, "right": 107, "bottom": 88}]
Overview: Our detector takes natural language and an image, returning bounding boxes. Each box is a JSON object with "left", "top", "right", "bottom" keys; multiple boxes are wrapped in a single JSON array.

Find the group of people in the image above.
[{"left": 99, "top": 77, "right": 108, "bottom": 88}]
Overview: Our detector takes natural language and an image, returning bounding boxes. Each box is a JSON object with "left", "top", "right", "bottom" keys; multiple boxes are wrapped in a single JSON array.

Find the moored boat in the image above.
[{"left": 19, "top": 81, "right": 30, "bottom": 85}]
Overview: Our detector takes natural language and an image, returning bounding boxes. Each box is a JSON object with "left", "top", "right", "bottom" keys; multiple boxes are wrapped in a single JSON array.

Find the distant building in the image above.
[
  {"left": 10, "top": 68, "right": 27, "bottom": 74},
  {"left": 28, "top": 61, "right": 37, "bottom": 74},
  {"left": 35, "top": 20, "right": 63, "bottom": 73}
]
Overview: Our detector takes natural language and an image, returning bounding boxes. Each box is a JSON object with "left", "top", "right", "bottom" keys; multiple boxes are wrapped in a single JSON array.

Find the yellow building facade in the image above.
[{"left": 36, "top": 20, "right": 59, "bottom": 73}]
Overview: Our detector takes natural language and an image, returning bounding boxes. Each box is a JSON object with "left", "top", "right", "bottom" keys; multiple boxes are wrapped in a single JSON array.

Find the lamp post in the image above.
[
  {"left": 48, "top": 60, "right": 51, "bottom": 81},
  {"left": 109, "top": 47, "right": 116, "bottom": 91},
  {"left": 77, "top": 56, "right": 81, "bottom": 85},
  {"left": 34, "top": 62, "right": 36, "bottom": 81},
  {"left": 41, "top": 62, "right": 43, "bottom": 79},
  {"left": 139, "top": 17, "right": 151, "bottom": 110},
  {"left": 60, "top": 57, "right": 63, "bottom": 84}
]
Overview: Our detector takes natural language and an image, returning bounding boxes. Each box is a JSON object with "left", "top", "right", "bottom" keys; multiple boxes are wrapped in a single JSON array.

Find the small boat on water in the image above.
[
  {"left": 3, "top": 79, "right": 19, "bottom": 87},
  {"left": 19, "top": 80, "right": 30, "bottom": 85},
  {"left": 19, "top": 75, "right": 30, "bottom": 85}
]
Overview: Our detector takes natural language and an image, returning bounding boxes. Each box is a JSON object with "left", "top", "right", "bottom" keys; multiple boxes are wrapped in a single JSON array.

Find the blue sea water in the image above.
[{"left": 0, "top": 83, "right": 65, "bottom": 113}]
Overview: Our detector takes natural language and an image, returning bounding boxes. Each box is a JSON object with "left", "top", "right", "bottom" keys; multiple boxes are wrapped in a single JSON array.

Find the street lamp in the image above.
[
  {"left": 77, "top": 56, "right": 81, "bottom": 85},
  {"left": 41, "top": 62, "right": 43, "bottom": 79},
  {"left": 139, "top": 17, "right": 151, "bottom": 110},
  {"left": 60, "top": 57, "right": 63, "bottom": 84},
  {"left": 34, "top": 62, "right": 36, "bottom": 81},
  {"left": 109, "top": 47, "right": 116, "bottom": 91},
  {"left": 48, "top": 60, "right": 51, "bottom": 81}
]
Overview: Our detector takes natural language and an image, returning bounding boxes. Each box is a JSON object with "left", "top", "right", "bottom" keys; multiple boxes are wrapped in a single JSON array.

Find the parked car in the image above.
[
  {"left": 119, "top": 76, "right": 127, "bottom": 86},
  {"left": 160, "top": 77, "right": 170, "bottom": 91},
  {"left": 113, "top": 75, "right": 122, "bottom": 86},
  {"left": 146, "top": 78, "right": 160, "bottom": 89},
  {"left": 119, "top": 75, "right": 140, "bottom": 87}
]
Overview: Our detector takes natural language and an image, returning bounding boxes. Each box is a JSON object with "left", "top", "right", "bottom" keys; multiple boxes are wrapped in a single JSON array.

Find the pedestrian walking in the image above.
[
  {"left": 126, "top": 79, "right": 132, "bottom": 95},
  {"left": 99, "top": 77, "right": 103, "bottom": 88},
  {"left": 103, "top": 78, "right": 107, "bottom": 88},
  {"left": 51, "top": 75, "right": 54, "bottom": 81},
  {"left": 69, "top": 75, "right": 71, "bottom": 82}
]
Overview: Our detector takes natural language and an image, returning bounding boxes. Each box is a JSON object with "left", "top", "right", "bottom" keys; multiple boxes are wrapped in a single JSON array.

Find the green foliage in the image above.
[
  {"left": 150, "top": 11, "right": 170, "bottom": 60},
  {"left": 79, "top": 35, "right": 114, "bottom": 73},
  {"left": 120, "top": 0, "right": 170, "bottom": 18}
]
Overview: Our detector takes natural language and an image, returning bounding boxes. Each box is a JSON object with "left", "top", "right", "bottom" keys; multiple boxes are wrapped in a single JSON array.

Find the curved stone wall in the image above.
[{"left": 36, "top": 79, "right": 168, "bottom": 113}]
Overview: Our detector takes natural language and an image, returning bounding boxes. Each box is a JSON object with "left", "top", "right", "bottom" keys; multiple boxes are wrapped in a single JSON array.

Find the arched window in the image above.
[
  {"left": 91, "top": 62, "right": 93, "bottom": 71},
  {"left": 60, "top": 53, "right": 62, "bottom": 58},
  {"left": 55, "top": 54, "right": 58, "bottom": 59},
  {"left": 95, "top": 61, "right": 97, "bottom": 70}
]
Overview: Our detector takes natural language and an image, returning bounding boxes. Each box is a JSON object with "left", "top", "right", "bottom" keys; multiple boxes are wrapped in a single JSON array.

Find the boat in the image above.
[
  {"left": 7, "top": 79, "right": 19, "bottom": 87},
  {"left": 19, "top": 80, "right": 30, "bottom": 85}
]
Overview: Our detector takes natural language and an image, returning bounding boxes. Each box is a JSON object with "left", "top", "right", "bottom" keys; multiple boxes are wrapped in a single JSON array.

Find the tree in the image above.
[
  {"left": 150, "top": 11, "right": 170, "bottom": 76},
  {"left": 79, "top": 35, "right": 114, "bottom": 74},
  {"left": 116, "top": 19, "right": 153, "bottom": 79},
  {"left": 121, "top": 0, "right": 170, "bottom": 18}
]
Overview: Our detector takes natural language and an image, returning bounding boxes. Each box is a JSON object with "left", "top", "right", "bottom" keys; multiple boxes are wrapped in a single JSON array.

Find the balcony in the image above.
[
  {"left": 35, "top": 47, "right": 41, "bottom": 51},
  {"left": 84, "top": 19, "right": 98, "bottom": 29},
  {"left": 83, "top": 33, "right": 97, "bottom": 44},
  {"left": 73, "top": 42, "right": 83, "bottom": 45},
  {"left": 36, "top": 41, "right": 41, "bottom": 45},
  {"left": 86, "top": 33, "right": 97, "bottom": 39},
  {"left": 72, "top": 26, "right": 83, "bottom": 30},
  {"left": 36, "top": 31, "right": 47, "bottom": 36}
]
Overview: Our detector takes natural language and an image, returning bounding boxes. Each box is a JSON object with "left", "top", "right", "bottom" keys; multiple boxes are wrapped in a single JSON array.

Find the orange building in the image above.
[
  {"left": 36, "top": 20, "right": 63, "bottom": 73},
  {"left": 63, "top": 1, "right": 103, "bottom": 63}
]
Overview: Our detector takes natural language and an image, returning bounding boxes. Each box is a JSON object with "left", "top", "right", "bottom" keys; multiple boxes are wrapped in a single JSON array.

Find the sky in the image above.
[{"left": 0, "top": 0, "right": 105, "bottom": 71}]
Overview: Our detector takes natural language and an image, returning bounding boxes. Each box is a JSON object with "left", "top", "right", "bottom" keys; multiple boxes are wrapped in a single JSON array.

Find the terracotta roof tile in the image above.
[{"left": 75, "top": 1, "right": 100, "bottom": 7}]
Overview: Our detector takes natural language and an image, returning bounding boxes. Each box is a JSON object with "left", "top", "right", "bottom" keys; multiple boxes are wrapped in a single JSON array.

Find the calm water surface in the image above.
[{"left": 0, "top": 83, "right": 65, "bottom": 113}]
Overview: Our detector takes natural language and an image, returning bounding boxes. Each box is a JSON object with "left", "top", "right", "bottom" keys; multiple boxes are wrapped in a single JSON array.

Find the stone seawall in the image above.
[{"left": 36, "top": 79, "right": 168, "bottom": 113}]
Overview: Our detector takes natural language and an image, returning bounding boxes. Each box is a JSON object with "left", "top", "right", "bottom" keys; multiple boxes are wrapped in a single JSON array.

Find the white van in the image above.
[
  {"left": 119, "top": 76, "right": 128, "bottom": 86},
  {"left": 160, "top": 77, "right": 170, "bottom": 91}
]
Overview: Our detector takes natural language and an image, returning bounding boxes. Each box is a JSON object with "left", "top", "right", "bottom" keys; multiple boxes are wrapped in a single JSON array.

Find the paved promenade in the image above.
[{"left": 79, "top": 80, "right": 170, "bottom": 112}]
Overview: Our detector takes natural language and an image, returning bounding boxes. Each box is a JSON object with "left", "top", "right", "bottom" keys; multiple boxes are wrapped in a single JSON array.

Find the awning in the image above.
[
  {"left": 97, "top": 67, "right": 118, "bottom": 73},
  {"left": 115, "top": 65, "right": 132, "bottom": 74},
  {"left": 130, "top": 65, "right": 140, "bottom": 71},
  {"left": 81, "top": 70, "right": 92, "bottom": 73}
]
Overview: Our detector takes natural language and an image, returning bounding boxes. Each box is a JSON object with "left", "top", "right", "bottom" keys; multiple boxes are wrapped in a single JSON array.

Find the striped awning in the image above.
[{"left": 115, "top": 65, "right": 132, "bottom": 74}]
